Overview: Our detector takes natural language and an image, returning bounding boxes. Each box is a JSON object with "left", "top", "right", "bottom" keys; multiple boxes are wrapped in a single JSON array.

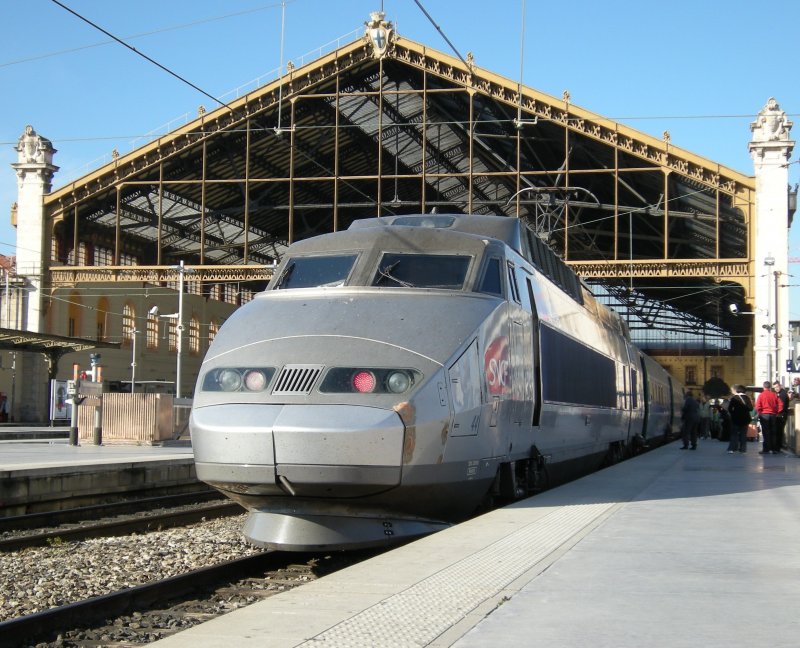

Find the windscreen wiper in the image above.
[
  {"left": 276, "top": 261, "right": 295, "bottom": 289},
  {"left": 377, "top": 260, "right": 414, "bottom": 288}
]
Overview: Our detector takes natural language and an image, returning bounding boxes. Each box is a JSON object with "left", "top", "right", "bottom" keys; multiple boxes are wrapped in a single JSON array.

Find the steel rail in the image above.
[
  {"left": 0, "top": 551, "right": 286, "bottom": 647},
  {"left": 0, "top": 489, "right": 221, "bottom": 533},
  {"left": 0, "top": 501, "right": 242, "bottom": 551}
]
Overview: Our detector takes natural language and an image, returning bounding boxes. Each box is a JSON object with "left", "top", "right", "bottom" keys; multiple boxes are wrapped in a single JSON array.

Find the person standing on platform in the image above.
[
  {"left": 756, "top": 381, "right": 783, "bottom": 454},
  {"left": 773, "top": 381, "right": 790, "bottom": 453},
  {"left": 681, "top": 390, "right": 700, "bottom": 450},
  {"left": 699, "top": 397, "right": 711, "bottom": 439},
  {"left": 727, "top": 385, "right": 753, "bottom": 453}
]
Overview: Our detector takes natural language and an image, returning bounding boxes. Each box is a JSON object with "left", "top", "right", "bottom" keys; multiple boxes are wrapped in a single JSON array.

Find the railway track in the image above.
[
  {"left": 0, "top": 500, "right": 241, "bottom": 551},
  {"left": 0, "top": 489, "right": 222, "bottom": 534},
  {"left": 0, "top": 549, "right": 378, "bottom": 646}
]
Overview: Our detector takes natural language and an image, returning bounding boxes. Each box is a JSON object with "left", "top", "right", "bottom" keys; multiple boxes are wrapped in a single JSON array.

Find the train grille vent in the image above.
[{"left": 272, "top": 364, "right": 323, "bottom": 395}]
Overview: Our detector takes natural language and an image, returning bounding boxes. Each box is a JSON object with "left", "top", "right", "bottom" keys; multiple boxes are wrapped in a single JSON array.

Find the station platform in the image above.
[
  {"left": 153, "top": 438, "right": 800, "bottom": 648},
  {"left": 0, "top": 430, "right": 197, "bottom": 516}
]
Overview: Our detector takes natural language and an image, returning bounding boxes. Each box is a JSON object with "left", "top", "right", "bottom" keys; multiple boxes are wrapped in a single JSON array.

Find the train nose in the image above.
[{"left": 191, "top": 403, "right": 405, "bottom": 497}]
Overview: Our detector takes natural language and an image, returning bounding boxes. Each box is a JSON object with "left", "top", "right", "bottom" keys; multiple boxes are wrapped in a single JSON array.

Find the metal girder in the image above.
[
  {"left": 49, "top": 265, "right": 274, "bottom": 286},
  {"left": 38, "top": 26, "right": 759, "bottom": 355},
  {"left": 570, "top": 259, "right": 749, "bottom": 280}
]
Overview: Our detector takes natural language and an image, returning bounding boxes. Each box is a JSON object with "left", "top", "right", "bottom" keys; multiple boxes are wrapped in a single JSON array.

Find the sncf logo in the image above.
[{"left": 485, "top": 336, "right": 510, "bottom": 395}]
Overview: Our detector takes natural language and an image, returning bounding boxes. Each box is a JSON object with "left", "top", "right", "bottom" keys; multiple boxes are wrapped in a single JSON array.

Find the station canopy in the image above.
[{"left": 45, "top": 14, "right": 760, "bottom": 354}]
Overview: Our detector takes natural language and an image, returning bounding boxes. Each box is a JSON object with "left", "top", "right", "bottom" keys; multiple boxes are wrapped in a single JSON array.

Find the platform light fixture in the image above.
[
  {"left": 147, "top": 260, "right": 192, "bottom": 399},
  {"left": 130, "top": 329, "right": 140, "bottom": 394}
]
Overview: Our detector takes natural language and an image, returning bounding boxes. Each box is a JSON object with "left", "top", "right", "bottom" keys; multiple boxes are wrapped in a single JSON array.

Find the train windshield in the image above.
[
  {"left": 372, "top": 253, "right": 471, "bottom": 289},
  {"left": 275, "top": 254, "right": 357, "bottom": 289}
]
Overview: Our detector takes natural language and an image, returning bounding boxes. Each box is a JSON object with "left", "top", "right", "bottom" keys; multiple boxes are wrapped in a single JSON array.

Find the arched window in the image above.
[
  {"left": 208, "top": 320, "right": 219, "bottom": 345},
  {"left": 168, "top": 319, "right": 178, "bottom": 353},
  {"left": 122, "top": 303, "right": 135, "bottom": 347},
  {"left": 67, "top": 242, "right": 87, "bottom": 266},
  {"left": 189, "top": 316, "right": 200, "bottom": 354},
  {"left": 96, "top": 297, "right": 109, "bottom": 341},
  {"left": 146, "top": 309, "right": 158, "bottom": 350}
]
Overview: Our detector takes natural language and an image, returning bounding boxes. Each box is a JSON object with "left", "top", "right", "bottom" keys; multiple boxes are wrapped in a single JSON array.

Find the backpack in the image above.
[{"left": 729, "top": 395, "right": 752, "bottom": 425}]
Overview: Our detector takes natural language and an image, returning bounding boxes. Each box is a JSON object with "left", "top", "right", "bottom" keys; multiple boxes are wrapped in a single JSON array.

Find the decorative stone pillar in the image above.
[
  {"left": 11, "top": 126, "right": 58, "bottom": 421},
  {"left": 749, "top": 99, "right": 794, "bottom": 384},
  {"left": 11, "top": 125, "right": 58, "bottom": 333}
]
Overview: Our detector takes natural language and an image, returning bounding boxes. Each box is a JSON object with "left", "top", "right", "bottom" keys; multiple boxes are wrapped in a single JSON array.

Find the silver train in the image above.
[{"left": 190, "top": 214, "right": 683, "bottom": 550}]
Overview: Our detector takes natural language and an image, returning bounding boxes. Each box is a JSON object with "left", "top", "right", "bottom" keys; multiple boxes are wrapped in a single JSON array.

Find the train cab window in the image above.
[
  {"left": 274, "top": 254, "right": 357, "bottom": 289},
  {"left": 372, "top": 253, "right": 470, "bottom": 289},
  {"left": 477, "top": 257, "right": 503, "bottom": 296}
]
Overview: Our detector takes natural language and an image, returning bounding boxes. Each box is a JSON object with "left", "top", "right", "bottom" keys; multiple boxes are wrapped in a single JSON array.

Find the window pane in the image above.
[
  {"left": 478, "top": 258, "right": 503, "bottom": 295},
  {"left": 372, "top": 253, "right": 470, "bottom": 289},
  {"left": 275, "top": 254, "right": 357, "bottom": 289}
]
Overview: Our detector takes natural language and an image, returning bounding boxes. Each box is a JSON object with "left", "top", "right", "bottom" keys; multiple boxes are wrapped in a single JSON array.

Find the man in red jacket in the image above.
[{"left": 756, "top": 381, "right": 784, "bottom": 454}]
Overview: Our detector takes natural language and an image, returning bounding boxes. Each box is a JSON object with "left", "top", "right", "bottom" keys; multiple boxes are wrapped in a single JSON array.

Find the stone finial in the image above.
[
  {"left": 15, "top": 125, "right": 56, "bottom": 166},
  {"left": 562, "top": 90, "right": 571, "bottom": 103},
  {"left": 365, "top": 10, "right": 394, "bottom": 58},
  {"left": 286, "top": 60, "right": 295, "bottom": 73},
  {"left": 751, "top": 97, "right": 793, "bottom": 143},
  {"left": 198, "top": 105, "right": 206, "bottom": 116},
  {"left": 663, "top": 130, "right": 671, "bottom": 144},
  {"left": 111, "top": 148, "right": 119, "bottom": 160},
  {"left": 466, "top": 52, "right": 475, "bottom": 68}
]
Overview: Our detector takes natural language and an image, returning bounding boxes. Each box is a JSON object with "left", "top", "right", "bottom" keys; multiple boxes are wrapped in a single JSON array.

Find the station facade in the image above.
[{"left": 4, "top": 13, "right": 796, "bottom": 421}]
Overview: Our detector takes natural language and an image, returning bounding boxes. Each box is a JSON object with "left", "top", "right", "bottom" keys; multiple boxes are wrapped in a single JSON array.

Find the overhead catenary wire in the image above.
[
  {"left": 6, "top": 6, "right": 771, "bottom": 296},
  {"left": 49, "top": 0, "right": 233, "bottom": 110},
  {"left": 1, "top": 1, "right": 296, "bottom": 69},
  {"left": 411, "top": 0, "right": 471, "bottom": 71},
  {"left": 2, "top": 111, "right": 791, "bottom": 150}
]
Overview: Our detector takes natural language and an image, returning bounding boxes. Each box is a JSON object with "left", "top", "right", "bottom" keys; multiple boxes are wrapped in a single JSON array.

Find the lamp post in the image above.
[
  {"left": 151, "top": 261, "right": 190, "bottom": 398},
  {"left": 729, "top": 303, "right": 768, "bottom": 384},
  {"left": 176, "top": 260, "right": 186, "bottom": 399},
  {"left": 130, "top": 329, "right": 140, "bottom": 393}
]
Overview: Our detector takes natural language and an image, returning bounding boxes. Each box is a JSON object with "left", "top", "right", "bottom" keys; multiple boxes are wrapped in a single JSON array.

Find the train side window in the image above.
[
  {"left": 506, "top": 262, "right": 520, "bottom": 303},
  {"left": 478, "top": 257, "right": 503, "bottom": 296},
  {"left": 630, "top": 368, "right": 638, "bottom": 409},
  {"left": 539, "top": 325, "right": 616, "bottom": 407}
]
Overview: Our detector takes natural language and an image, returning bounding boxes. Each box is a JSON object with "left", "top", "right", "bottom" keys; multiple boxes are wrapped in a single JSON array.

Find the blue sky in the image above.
[{"left": 2, "top": 0, "right": 799, "bottom": 316}]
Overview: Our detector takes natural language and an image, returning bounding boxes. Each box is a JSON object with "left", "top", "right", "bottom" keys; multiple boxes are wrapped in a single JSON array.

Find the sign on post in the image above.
[
  {"left": 50, "top": 379, "right": 72, "bottom": 422},
  {"left": 78, "top": 381, "right": 104, "bottom": 397}
]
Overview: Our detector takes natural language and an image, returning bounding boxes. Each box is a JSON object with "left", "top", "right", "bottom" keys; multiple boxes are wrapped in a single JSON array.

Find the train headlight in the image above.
[
  {"left": 352, "top": 370, "right": 377, "bottom": 393},
  {"left": 218, "top": 369, "right": 243, "bottom": 392},
  {"left": 386, "top": 370, "right": 412, "bottom": 394},
  {"left": 202, "top": 367, "right": 275, "bottom": 392},
  {"left": 243, "top": 369, "right": 268, "bottom": 392}
]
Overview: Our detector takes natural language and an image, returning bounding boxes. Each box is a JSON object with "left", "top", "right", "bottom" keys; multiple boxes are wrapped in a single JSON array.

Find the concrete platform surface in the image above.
[
  {"left": 150, "top": 438, "right": 800, "bottom": 648},
  {"left": 1, "top": 433, "right": 198, "bottom": 516},
  {"left": 0, "top": 424, "right": 193, "bottom": 473},
  {"left": 0, "top": 438, "right": 193, "bottom": 471}
]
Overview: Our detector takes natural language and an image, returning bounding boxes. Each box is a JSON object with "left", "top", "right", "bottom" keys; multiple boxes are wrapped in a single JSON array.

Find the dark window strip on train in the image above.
[
  {"left": 523, "top": 228, "right": 584, "bottom": 306},
  {"left": 539, "top": 325, "right": 617, "bottom": 408}
]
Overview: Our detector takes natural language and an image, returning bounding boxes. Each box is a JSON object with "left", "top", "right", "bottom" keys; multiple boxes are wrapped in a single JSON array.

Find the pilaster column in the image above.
[{"left": 749, "top": 98, "right": 794, "bottom": 384}]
